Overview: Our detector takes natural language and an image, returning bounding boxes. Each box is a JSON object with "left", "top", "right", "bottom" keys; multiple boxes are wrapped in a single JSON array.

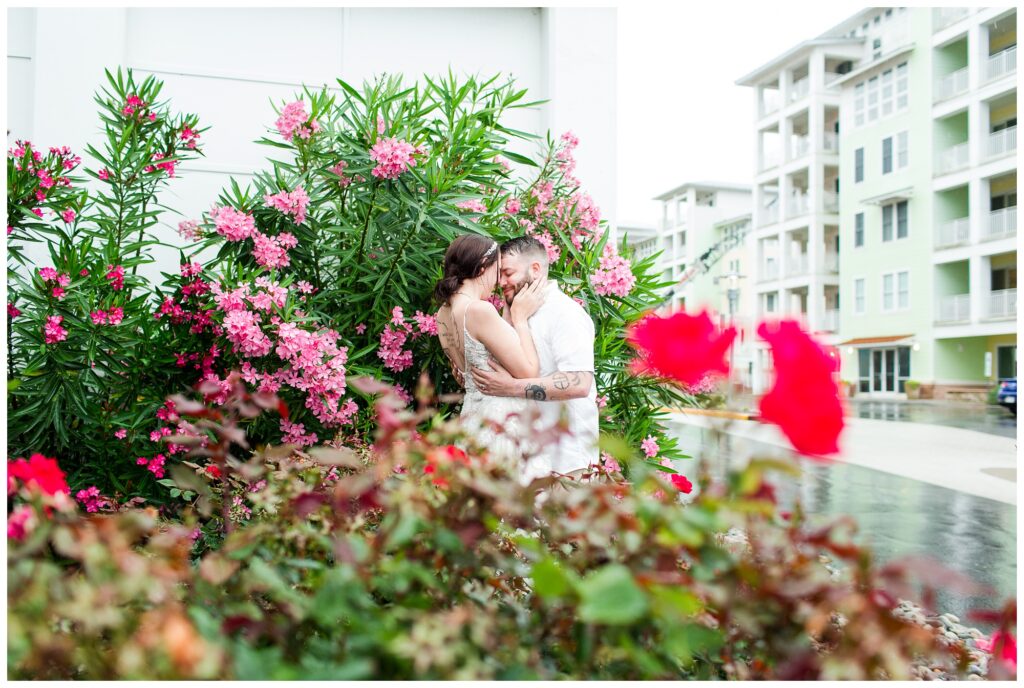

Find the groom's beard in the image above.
[{"left": 503, "top": 274, "right": 534, "bottom": 306}]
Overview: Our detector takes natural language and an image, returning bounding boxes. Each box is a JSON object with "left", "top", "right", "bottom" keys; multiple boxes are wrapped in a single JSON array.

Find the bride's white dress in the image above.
[{"left": 458, "top": 310, "right": 532, "bottom": 461}]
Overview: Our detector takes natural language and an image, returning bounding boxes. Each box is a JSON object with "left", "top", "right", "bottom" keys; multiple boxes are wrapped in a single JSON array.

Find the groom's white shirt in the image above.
[{"left": 523, "top": 281, "right": 599, "bottom": 479}]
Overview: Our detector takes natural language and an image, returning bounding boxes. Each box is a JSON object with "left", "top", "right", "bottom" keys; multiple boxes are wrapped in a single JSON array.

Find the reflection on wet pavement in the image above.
[
  {"left": 670, "top": 424, "right": 1017, "bottom": 631},
  {"left": 850, "top": 399, "right": 1017, "bottom": 439}
]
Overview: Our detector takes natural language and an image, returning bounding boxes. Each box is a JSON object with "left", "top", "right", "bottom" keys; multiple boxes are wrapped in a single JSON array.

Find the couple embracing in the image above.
[{"left": 433, "top": 235, "right": 598, "bottom": 483}]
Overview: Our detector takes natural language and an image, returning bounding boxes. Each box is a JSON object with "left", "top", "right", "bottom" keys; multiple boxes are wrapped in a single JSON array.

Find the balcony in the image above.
[
  {"left": 790, "top": 136, "right": 810, "bottom": 159},
  {"left": 786, "top": 253, "right": 809, "bottom": 277},
  {"left": 822, "top": 190, "right": 839, "bottom": 214},
  {"left": 824, "top": 253, "right": 839, "bottom": 273},
  {"left": 935, "top": 142, "right": 969, "bottom": 175},
  {"left": 935, "top": 217, "right": 970, "bottom": 248},
  {"left": 789, "top": 77, "right": 809, "bottom": 103},
  {"left": 823, "top": 132, "right": 839, "bottom": 152},
  {"left": 760, "top": 150, "right": 781, "bottom": 171},
  {"left": 761, "top": 98, "right": 780, "bottom": 118},
  {"left": 824, "top": 71, "right": 843, "bottom": 85},
  {"left": 937, "top": 294, "right": 971, "bottom": 323},
  {"left": 760, "top": 205, "right": 780, "bottom": 226},
  {"left": 933, "top": 7, "right": 969, "bottom": 32},
  {"left": 759, "top": 262, "right": 780, "bottom": 282},
  {"left": 987, "top": 125, "right": 1017, "bottom": 159},
  {"left": 822, "top": 309, "right": 839, "bottom": 332},
  {"left": 786, "top": 194, "right": 809, "bottom": 219},
  {"left": 986, "top": 46, "right": 1017, "bottom": 82},
  {"left": 987, "top": 288, "right": 1017, "bottom": 320},
  {"left": 985, "top": 207, "right": 1017, "bottom": 240},
  {"left": 934, "top": 67, "right": 968, "bottom": 102}
]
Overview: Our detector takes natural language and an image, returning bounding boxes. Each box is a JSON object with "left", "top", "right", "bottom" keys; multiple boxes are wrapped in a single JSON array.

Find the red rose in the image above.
[
  {"left": 8, "top": 454, "right": 69, "bottom": 496},
  {"left": 757, "top": 320, "right": 844, "bottom": 457},
  {"left": 627, "top": 309, "right": 736, "bottom": 387}
]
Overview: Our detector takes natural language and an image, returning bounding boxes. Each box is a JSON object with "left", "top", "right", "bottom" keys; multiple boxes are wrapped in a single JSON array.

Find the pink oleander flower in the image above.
[
  {"left": 280, "top": 418, "right": 318, "bottom": 447},
  {"left": 209, "top": 205, "right": 256, "bottom": 242},
  {"left": 56, "top": 273, "right": 70, "bottom": 287},
  {"left": 79, "top": 268, "right": 88, "bottom": 277},
  {"left": 93, "top": 309, "right": 111, "bottom": 325},
  {"left": 114, "top": 428, "right": 127, "bottom": 440},
  {"left": 8, "top": 302, "right": 21, "bottom": 319},
  {"left": 505, "top": 198, "right": 522, "bottom": 215},
  {"left": 177, "top": 219, "right": 202, "bottom": 241},
  {"left": 591, "top": 243, "right": 636, "bottom": 297},
  {"left": 43, "top": 315, "right": 67, "bottom": 344},
  {"left": 145, "top": 152, "right": 177, "bottom": 177},
  {"left": 38, "top": 267, "right": 58, "bottom": 282},
  {"left": 180, "top": 261, "right": 202, "bottom": 278},
  {"left": 376, "top": 113, "right": 386, "bottom": 135},
  {"left": 37, "top": 169, "right": 54, "bottom": 189},
  {"left": 369, "top": 137, "right": 418, "bottom": 180},
  {"left": 330, "top": 161, "right": 353, "bottom": 188},
  {"left": 355, "top": 323, "right": 367, "bottom": 335},
  {"left": 264, "top": 186, "right": 310, "bottom": 225},
  {"left": 7, "top": 504, "right": 35, "bottom": 541},
  {"left": 105, "top": 264, "right": 125, "bottom": 291},
  {"left": 535, "top": 231, "right": 561, "bottom": 263},
  {"left": 252, "top": 232, "right": 296, "bottom": 270},
  {"left": 455, "top": 199, "right": 487, "bottom": 214},
  {"left": 75, "top": 486, "right": 108, "bottom": 513},
  {"left": 600, "top": 451, "right": 621, "bottom": 474},
  {"left": 641, "top": 435, "right": 659, "bottom": 458},
  {"left": 180, "top": 126, "right": 201, "bottom": 149},
  {"left": 378, "top": 324, "right": 413, "bottom": 372},
  {"left": 51, "top": 287, "right": 65, "bottom": 300},
  {"left": 31, "top": 207, "right": 43, "bottom": 218},
  {"left": 97, "top": 168, "right": 110, "bottom": 181},
  {"left": 61, "top": 208, "right": 76, "bottom": 223},
  {"left": 106, "top": 307, "right": 124, "bottom": 325},
  {"left": 275, "top": 100, "right": 320, "bottom": 142},
  {"left": 413, "top": 310, "right": 438, "bottom": 336},
  {"left": 223, "top": 309, "right": 273, "bottom": 358},
  {"left": 493, "top": 155, "right": 511, "bottom": 172},
  {"left": 596, "top": 394, "right": 608, "bottom": 409},
  {"left": 296, "top": 280, "right": 315, "bottom": 294}
]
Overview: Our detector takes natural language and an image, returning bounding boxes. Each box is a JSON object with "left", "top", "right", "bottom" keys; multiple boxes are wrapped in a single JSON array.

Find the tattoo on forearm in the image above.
[
  {"left": 525, "top": 384, "right": 547, "bottom": 401},
  {"left": 552, "top": 372, "right": 570, "bottom": 390}
]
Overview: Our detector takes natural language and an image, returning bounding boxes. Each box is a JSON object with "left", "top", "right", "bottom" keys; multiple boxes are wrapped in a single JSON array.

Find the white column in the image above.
[
  {"left": 968, "top": 254, "right": 988, "bottom": 323},
  {"left": 967, "top": 20, "right": 984, "bottom": 92},
  {"left": 968, "top": 176, "right": 987, "bottom": 244}
]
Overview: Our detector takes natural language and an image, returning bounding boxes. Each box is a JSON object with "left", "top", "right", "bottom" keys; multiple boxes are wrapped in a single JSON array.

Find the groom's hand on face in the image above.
[{"left": 471, "top": 359, "right": 515, "bottom": 397}]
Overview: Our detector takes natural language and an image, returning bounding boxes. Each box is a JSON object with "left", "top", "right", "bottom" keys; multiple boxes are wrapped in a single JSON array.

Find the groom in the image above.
[{"left": 470, "top": 236, "right": 599, "bottom": 481}]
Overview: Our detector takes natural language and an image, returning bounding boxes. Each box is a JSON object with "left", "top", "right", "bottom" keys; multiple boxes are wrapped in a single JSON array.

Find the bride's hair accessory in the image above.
[{"left": 482, "top": 241, "right": 498, "bottom": 259}]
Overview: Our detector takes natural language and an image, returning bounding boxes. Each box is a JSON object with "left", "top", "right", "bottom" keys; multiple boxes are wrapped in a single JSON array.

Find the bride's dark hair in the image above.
[{"left": 433, "top": 234, "right": 500, "bottom": 305}]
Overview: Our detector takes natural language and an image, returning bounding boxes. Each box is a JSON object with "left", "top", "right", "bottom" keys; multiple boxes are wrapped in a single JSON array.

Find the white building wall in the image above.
[{"left": 7, "top": 7, "right": 616, "bottom": 278}]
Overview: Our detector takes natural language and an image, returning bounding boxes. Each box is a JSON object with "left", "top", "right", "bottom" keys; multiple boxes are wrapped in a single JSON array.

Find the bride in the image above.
[{"left": 434, "top": 234, "right": 546, "bottom": 460}]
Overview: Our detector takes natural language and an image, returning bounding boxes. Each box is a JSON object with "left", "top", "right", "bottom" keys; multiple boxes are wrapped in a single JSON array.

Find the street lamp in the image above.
[{"left": 714, "top": 270, "right": 746, "bottom": 409}]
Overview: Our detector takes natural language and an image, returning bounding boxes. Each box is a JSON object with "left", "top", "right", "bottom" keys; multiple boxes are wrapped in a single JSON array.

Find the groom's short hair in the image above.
[{"left": 500, "top": 236, "right": 548, "bottom": 266}]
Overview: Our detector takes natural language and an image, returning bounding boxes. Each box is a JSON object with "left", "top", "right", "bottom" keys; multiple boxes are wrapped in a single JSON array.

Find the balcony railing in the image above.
[
  {"left": 760, "top": 205, "right": 780, "bottom": 226},
  {"left": 824, "top": 71, "right": 843, "bottom": 85},
  {"left": 933, "top": 7, "right": 969, "bottom": 32},
  {"left": 822, "top": 309, "right": 839, "bottom": 332},
  {"left": 822, "top": 190, "right": 839, "bottom": 213},
  {"left": 759, "top": 262, "right": 780, "bottom": 282},
  {"left": 934, "top": 67, "right": 969, "bottom": 102},
  {"left": 935, "top": 217, "right": 970, "bottom": 248},
  {"left": 987, "top": 125, "right": 1017, "bottom": 158},
  {"left": 823, "top": 132, "right": 839, "bottom": 152},
  {"left": 789, "top": 77, "right": 809, "bottom": 102},
  {"left": 786, "top": 253, "right": 809, "bottom": 277},
  {"left": 790, "top": 136, "right": 809, "bottom": 159},
  {"left": 936, "top": 141, "right": 969, "bottom": 175},
  {"left": 761, "top": 98, "right": 780, "bottom": 117},
  {"left": 987, "top": 45, "right": 1017, "bottom": 82},
  {"left": 985, "top": 206, "right": 1017, "bottom": 240},
  {"left": 937, "top": 294, "right": 971, "bottom": 323},
  {"left": 786, "top": 194, "right": 809, "bottom": 219},
  {"left": 987, "top": 288, "right": 1017, "bottom": 319},
  {"left": 824, "top": 253, "right": 839, "bottom": 272},
  {"left": 760, "top": 151, "right": 781, "bottom": 171}
]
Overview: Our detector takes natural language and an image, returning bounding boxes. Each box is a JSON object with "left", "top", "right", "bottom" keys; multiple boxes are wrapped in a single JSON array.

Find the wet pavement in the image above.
[
  {"left": 669, "top": 424, "right": 1017, "bottom": 632},
  {"left": 848, "top": 399, "right": 1017, "bottom": 440}
]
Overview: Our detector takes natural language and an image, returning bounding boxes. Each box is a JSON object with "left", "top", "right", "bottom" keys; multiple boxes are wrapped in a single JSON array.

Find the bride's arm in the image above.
[{"left": 468, "top": 301, "right": 541, "bottom": 378}]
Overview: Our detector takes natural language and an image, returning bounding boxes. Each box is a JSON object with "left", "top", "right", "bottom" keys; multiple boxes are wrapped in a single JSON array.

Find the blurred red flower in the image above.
[
  {"left": 627, "top": 310, "right": 736, "bottom": 387},
  {"left": 669, "top": 473, "right": 693, "bottom": 494},
  {"left": 757, "top": 320, "right": 844, "bottom": 457},
  {"left": 977, "top": 631, "right": 1017, "bottom": 673},
  {"left": 8, "top": 454, "right": 69, "bottom": 496}
]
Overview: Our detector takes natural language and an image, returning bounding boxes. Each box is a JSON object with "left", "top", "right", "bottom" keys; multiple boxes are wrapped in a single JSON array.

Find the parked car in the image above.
[{"left": 996, "top": 378, "right": 1016, "bottom": 415}]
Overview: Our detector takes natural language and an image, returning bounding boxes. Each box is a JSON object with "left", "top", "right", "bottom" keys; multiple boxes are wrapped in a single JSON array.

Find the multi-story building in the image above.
[
  {"left": 619, "top": 223, "right": 660, "bottom": 263},
  {"left": 653, "top": 182, "right": 755, "bottom": 390},
  {"left": 738, "top": 6, "right": 1017, "bottom": 399}
]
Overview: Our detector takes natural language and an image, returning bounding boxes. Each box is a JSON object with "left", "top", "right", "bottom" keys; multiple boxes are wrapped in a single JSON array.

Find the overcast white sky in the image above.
[{"left": 616, "top": 1, "right": 867, "bottom": 228}]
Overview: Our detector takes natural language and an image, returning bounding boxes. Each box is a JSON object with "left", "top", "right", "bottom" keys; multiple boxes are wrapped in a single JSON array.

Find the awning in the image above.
[
  {"left": 839, "top": 334, "right": 914, "bottom": 347},
  {"left": 859, "top": 187, "right": 914, "bottom": 205}
]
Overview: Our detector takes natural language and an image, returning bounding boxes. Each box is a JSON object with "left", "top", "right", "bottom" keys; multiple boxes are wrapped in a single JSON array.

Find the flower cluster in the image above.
[
  {"left": 264, "top": 186, "right": 310, "bottom": 225},
  {"left": 378, "top": 306, "right": 439, "bottom": 374},
  {"left": 90, "top": 306, "right": 124, "bottom": 326},
  {"left": 455, "top": 199, "right": 487, "bottom": 214},
  {"left": 369, "top": 137, "right": 422, "bottom": 180},
  {"left": 209, "top": 205, "right": 256, "bottom": 242},
  {"left": 120, "top": 94, "right": 154, "bottom": 120},
  {"left": 75, "top": 486, "right": 109, "bottom": 513},
  {"left": 8, "top": 454, "right": 73, "bottom": 541},
  {"left": 640, "top": 435, "right": 659, "bottom": 458},
  {"left": 136, "top": 453, "right": 167, "bottom": 479},
  {"left": 180, "top": 126, "right": 201, "bottom": 150},
  {"left": 251, "top": 231, "right": 298, "bottom": 270},
  {"left": 275, "top": 100, "right": 321, "bottom": 142},
  {"left": 178, "top": 219, "right": 202, "bottom": 241},
  {"left": 7, "top": 140, "right": 79, "bottom": 224},
  {"left": 105, "top": 264, "right": 125, "bottom": 291},
  {"left": 330, "top": 160, "right": 353, "bottom": 188},
  {"left": 505, "top": 198, "right": 522, "bottom": 215},
  {"left": 144, "top": 152, "right": 178, "bottom": 177},
  {"left": 280, "top": 418, "right": 318, "bottom": 447},
  {"left": 590, "top": 244, "right": 636, "bottom": 297},
  {"left": 43, "top": 315, "right": 68, "bottom": 344}
]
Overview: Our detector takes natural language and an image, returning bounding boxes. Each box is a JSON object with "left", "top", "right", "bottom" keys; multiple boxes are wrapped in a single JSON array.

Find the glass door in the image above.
[{"left": 869, "top": 347, "right": 905, "bottom": 395}]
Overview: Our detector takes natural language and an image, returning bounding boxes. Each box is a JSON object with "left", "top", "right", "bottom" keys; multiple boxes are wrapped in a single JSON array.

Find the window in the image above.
[
  {"left": 992, "top": 117, "right": 1018, "bottom": 133},
  {"left": 854, "top": 212, "right": 864, "bottom": 247},
  {"left": 992, "top": 266, "right": 1018, "bottom": 291},
  {"left": 895, "top": 62, "right": 908, "bottom": 110},
  {"left": 854, "top": 278, "right": 865, "bottom": 314},
  {"left": 896, "top": 131, "right": 909, "bottom": 169},
  {"left": 765, "top": 292, "right": 777, "bottom": 313},
  {"left": 854, "top": 62, "right": 909, "bottom": 127},
  {"left": 897, "top": 271, "right": 909, "bottom": 309},
  {"left": 992, "top": 192, "right": 1018, "bottom": 210},
  {"left": 896, "top": 200, "right": 908, "bottom": 238},
  {"left": 854, "top": 82, "right": 865, "bottom": 127},
  {"left": 882, "top": 136, "right": 893, "bottom": 174},
  {"left": 882, "top": 204, "right": 893, "bottom": 241},
  {"left": 882, "top": 270, "right": 909, "bottom": 311},
  {"left": 858, "top": 349, "right": 871, "bottom": 392},
  {"left": 881, "top": 68, "right": 893, "bottom": 115},
  {"left": 873, "top": 38, "right": 882, "bottom": 59},
  {"left": 867, "top": 75, "right": 879, "bottom": 121},
  {"left": 855, "top": 147, "right": 864, "bottom": 182},
  {"left": 882, "top": 200, "right": 908, "bottom": 241},
  {"left": 997, "top": 345, "right": 1017, "bottom": 380}
]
